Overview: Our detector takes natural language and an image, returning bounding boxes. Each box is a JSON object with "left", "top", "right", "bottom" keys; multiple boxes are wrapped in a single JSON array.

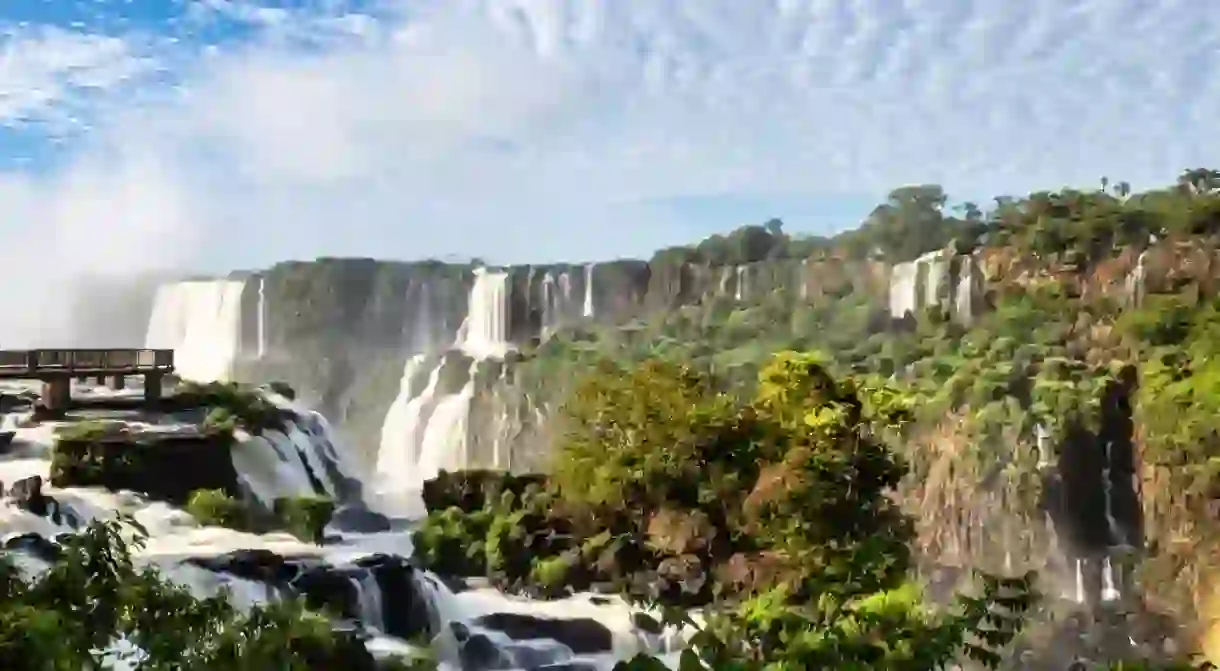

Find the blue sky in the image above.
[{"left": 1, "top": 0, "right": 1218, "bottom": 281}]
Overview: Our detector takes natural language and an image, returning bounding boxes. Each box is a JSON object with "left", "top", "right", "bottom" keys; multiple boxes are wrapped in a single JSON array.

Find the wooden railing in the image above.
[{"left": 0, "top": 349, "right": 174, "bottom": 373}]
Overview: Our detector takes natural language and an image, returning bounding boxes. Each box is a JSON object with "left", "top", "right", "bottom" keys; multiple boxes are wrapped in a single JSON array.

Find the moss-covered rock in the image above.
[
  {"left": 49, "top": 423, "right": 241, "bottom": 505},
  {"left": 174, "top": 380, "right": 287, "bottom": 434}
]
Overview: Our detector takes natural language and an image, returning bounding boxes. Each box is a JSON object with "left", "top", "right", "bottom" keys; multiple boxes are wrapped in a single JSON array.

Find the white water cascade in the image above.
[
  {"left": 461, "top": 269, "right": 512, "bottom": 360},
  {"left": 257, "top": 276, "right": 267, "bottom": 359},
  {"left": 583, "top": 263, "right": 596, "bottom": 318},
  {"left": 144, "top": 279, "right": 246, "bottom": 382},
  {"left": 373, "top": 269, "right": 519, "bottom": 519},
  {"left": 889, "top": 261, "right": 919, "bottom": 318}
]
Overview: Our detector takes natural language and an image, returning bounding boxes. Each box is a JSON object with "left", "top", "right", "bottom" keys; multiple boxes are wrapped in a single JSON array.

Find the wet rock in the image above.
[
  {"left": 0, "top": 430, "right": 14, "bottom": 455},
  {"left": 355, "top": 553, "right": 433, "bottom": 640},
  {"left": 4, "top": 532, "right": 61, "bottom": 561},
  {"left": 292, "top": 564, "right": 360, "bottom": 619},
  {"left": 187, "top": 548, "right": 308, "bottom": 584},
  {"left": 10, "top": 475, "right": 50, "bottom": 517},
  {"left": 502, "top": 640, "right": 575, "bottom": 669},
  {"left": 474, "top": 612, "right": 613, "bottom": 655},
  {"left": 330, "top": 503, "right": 391, "bottom": 533},
  {"left": 452, "top": 622, "right": 515, "bottom": 670}
]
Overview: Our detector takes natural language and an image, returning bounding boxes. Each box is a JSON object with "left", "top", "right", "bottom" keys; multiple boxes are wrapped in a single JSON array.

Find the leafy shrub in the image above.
[
  {"left": 273, "top": 495, "right": 336, "bottom": 544},
  {"left": 186, "top": 488, "right": 248, "bottom": 529},
  {"left": 177, "top": 380, "right": 285, "bottom": 434},
  {"left": 0, "top": 516, "right": 404, "bottom": 670}
]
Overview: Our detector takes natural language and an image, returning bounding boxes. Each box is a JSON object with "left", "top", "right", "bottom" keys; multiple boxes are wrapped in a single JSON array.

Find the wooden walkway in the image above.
[
  {"left": 0, "top": 349, "right": 174, "bottom": 379},
  {"left": 0, "top": 349, "right": 175, "bottom": 413}
]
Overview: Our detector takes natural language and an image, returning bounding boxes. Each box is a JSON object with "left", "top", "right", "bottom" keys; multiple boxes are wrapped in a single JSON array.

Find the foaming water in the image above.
[
  {"left": 373, "top": 268, "right": 519, "bottom": 519},
  {"left": 144, "top": 279, "right": 247, "bottom": 382}
]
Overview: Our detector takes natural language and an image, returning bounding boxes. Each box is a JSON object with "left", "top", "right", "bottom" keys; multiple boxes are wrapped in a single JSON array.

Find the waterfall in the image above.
[
  {"left": 1126, "top": 249, "right": 1148, "bottom": 307},
  {"left": 373, "top": 268, "right": 519, "bottom": 518},
  {"left": 374, "top": 355, "right": 441, "bottom": 518},
  {"left": 734, "top": 266, "right": 746, "bottom": 301},
  {"left": 144, "top": 279, "right": 247, "bottom": 382},
  {"left": 924, "top": 254, "right": 947, "bottom": 307},
  {"left": 954, "top": 255, "right": 981, "bottom": 324},
  {"left": 541, "top": 272, "right": 557, "bottom": 335},
  {"left": 414, "top": 362, "right": 477, "bottom": 489},
  {"left": 256, "top": 277, "right": 267, "bottom": 359},
  {"left": 1074, "top": 559, "right": 1085, "bottom": 604},
  {"left": 355, "top": 573, "right": 386, "bottom": 633},
  {"left": 1101, "top": 556, "right": 1120, "bottom": 602},
  {"left": 462, "top": 269, "right": 511, "bottom": 360},
  {"left": 582, "top": 264, "right": 595, "bottom": 318},
  {"left": 1035, "top": 423, "right": 1052, "bottom": 468},
  {"left": 889, "top": 262, "right": 919, "bottom": 318}
]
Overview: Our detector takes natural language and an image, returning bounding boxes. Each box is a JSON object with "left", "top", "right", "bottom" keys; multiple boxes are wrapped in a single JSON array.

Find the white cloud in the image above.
[
  {"left": 0, "top": 24, "right": 156, "bottom": 134},
  {"left": 1, "top": 0, "right": 1220, "bottom": 342}
]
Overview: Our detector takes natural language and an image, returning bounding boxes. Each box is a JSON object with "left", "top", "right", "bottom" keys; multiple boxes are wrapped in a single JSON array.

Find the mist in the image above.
[{"left": 0, "top": 145, "right": 203, "bottom": 349}]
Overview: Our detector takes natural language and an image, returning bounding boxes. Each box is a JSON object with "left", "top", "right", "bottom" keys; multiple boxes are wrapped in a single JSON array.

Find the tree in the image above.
[{"left": 551, "top": 351, "right": 1037, "bottom": 670}]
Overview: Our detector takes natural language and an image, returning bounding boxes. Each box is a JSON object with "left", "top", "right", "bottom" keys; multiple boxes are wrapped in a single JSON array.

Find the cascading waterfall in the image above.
[
  {"left": 144, "top": 280, "right": 246, "bottom": 382},
  {"left": 889, "top": 262, "right": 919, "bottom": 318},
  {"left": 1075, "top": 559, "right": 1086, "bottom": 604},
  {"left": 355, "top": 573, "right": 386, "bottom": 633},
  {"left": 373, "top": 269, "right": 519, "bottom": 518},
  {"left": 717, "top": 267, "right": 732, "bottom": 296},
  {"left": 734, "top": 266, "right": 746, "bottom": 301},
  {"left": 583, "top": 263, "right": 595, "bottom": 318},
  {"left": 374, "top": 355, "right": 441, "bottom": 517},
  {"left": 257, "top": 276, "right": 267, "bottom": 359},
  {"left": 924, "top": 254, "right": 947, "bottom": 306},
  {"left": 1099, "top": 435, "right": 1124, "bottom": 602},
  {"left": 1035, "top": 423, "right": 1052, "bottom": 468},
  {"left": 414, "top": 361, "right": 477, "bottom": 488},
  {"left": 461, "top": 269, "right": 512, "bottom": 359}
]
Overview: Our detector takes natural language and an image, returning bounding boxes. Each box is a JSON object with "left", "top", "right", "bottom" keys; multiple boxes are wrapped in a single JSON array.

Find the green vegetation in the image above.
[
  {"left": 273, "top": 495, "right": 336, "bottom": 544},
  {"left": 176, "top": 380, "right": 286, "bottom": 434},
  {"left": 416, "top": 352, "right": 1038, "bottom": 669},
  {"left": 185, "top": 488, "right": 249, "bottom": 529},
  {"left": 421, "top": 170, "right": 1220, "bottom": 668},
  {"left": 0, "top": 516, "right": 434, "bottom": 671},
  {"left": 186, "top": 489, "right": 336, "bottom": 544}
]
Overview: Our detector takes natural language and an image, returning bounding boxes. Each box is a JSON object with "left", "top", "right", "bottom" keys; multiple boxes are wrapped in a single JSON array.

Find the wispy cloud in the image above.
[
  {"left": 1, "top": 0, "right": 1219, "bottom": 342},
  {"left": 0, "top": 24, "right": 158, "bottom": 136}
]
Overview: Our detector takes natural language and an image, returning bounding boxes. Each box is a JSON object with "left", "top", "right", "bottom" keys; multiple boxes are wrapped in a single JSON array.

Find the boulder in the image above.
[
  {"left": 10, "top": 475, "right": 50, "bottom": 517},
  {"left": 355, "top": 553, "right": 433, "bottom": 640},
  {"left": 330, "top": 503, "right": 392, "bottom": 533},
  {"left": 4, "top": 532, "right": 61, "bottom": 561},
  {"left": 474, "top": 612, "right": 613, "bottom": 655}
]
